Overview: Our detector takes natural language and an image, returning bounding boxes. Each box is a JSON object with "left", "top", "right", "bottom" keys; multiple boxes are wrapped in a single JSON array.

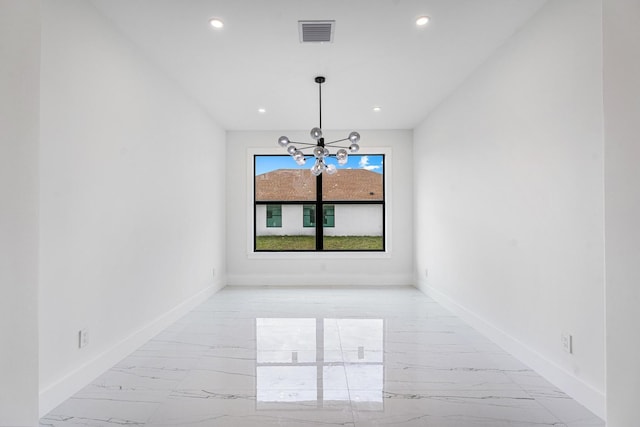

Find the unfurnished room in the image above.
[{"left": 1, "top": 0, "right": 639, "bottom": 426}]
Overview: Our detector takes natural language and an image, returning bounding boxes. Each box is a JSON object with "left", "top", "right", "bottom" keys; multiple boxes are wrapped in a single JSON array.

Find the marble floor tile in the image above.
[{"left": 40, "top": 286, "right": 604, "bottom": 427}]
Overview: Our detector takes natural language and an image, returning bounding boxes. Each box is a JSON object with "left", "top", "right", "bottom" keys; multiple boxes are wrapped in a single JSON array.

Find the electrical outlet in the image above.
[
  {"left": 561, "top": 332, "right": 572, "bottom": 354},
  {"left": 425, "top": 268, "right": 429, "bottom": 278},
  {"left": 79, "top": 329, "right": 89, "bottom": 349}
]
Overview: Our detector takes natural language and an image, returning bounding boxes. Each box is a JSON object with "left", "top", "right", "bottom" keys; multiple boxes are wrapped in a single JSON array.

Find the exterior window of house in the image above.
[
  {"left": 266, "top": 205, "right": 282, "bottom": 227},
  {"left": 323, "top": 205, "right": 335, "bottom": 227},
  {"left": 303, "top": 205, "right": 315, "bottom": 227},
  {"left": 254, "top": 154, "right": 385, "bottom": 252},
  {"left": 303, "top": 205, "right": 334, "bottom": 228}
]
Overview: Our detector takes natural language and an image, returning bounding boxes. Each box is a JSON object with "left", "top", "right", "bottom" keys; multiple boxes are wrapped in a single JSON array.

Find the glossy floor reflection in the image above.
[{"left": 40, "top": 287, "right": 604, "bottom": 426}]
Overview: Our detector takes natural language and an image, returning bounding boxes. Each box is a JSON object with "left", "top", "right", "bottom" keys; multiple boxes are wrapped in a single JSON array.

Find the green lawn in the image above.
[{"left": 256, "top": 235, "right": 383, "bottom": 251}]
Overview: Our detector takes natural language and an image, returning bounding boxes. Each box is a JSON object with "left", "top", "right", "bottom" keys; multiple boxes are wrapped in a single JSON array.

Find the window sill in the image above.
[{"left": 247, "top": 250, "right": 392, "bottom": 260}]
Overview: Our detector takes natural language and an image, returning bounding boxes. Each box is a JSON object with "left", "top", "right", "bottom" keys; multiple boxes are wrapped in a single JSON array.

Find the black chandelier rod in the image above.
[
  {"left": 319, "top": 79, "right": 322, "bottom": 129},
  {"left": 315, "top": 76, "right": 325, "bottom": 131}
]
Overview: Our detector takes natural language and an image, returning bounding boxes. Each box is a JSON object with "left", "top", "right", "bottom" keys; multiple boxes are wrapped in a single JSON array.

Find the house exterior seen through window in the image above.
[
  {"left": 254, "top": 154, "right": 385, "bottom": 251},
  {"left": 303, "top": 205, "right": 334, "bottom": 228},
  {"left": 266, "top": 205, "right": 282, "bottom": 227}
]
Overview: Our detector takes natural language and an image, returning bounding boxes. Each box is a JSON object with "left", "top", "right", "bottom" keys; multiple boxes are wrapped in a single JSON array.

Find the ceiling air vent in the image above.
[{"left": 298, "top": 20, "right": 335, "bottom": 43}]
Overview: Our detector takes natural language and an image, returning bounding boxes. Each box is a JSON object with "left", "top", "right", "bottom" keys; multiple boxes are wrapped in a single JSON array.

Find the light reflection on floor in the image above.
[{"left": 256, "top": 318, "right": 383, "bottom": 409}]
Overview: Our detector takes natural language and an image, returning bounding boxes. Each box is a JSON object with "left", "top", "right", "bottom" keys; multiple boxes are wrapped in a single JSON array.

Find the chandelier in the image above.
[{"left": 277, "top": 76, "right": 361, "bottom": 176}]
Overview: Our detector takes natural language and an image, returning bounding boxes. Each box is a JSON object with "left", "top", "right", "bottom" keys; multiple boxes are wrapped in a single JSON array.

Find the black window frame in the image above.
[{"left": 254, "top": 154, "right": 386, "bottom": 252}]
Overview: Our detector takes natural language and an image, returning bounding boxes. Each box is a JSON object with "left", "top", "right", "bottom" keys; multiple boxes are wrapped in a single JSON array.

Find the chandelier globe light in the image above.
[{"left": 277, "top": 76, "right": 361, "bottom": 176}]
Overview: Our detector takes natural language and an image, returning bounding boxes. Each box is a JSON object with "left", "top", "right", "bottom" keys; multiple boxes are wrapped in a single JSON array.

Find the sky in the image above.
[{"left": 255, "top": 154, "right": 384, "bottom": 176}]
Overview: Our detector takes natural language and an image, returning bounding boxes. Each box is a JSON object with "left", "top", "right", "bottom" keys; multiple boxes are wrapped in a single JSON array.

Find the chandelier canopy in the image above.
[{"left": 277, "top": 76, "right": 361, "bottom": 176}]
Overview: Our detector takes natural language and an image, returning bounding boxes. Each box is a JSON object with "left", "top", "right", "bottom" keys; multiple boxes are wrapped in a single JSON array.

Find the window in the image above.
[
  {"left": 323, "top": 205, "right": 334, "bottom": 227},
  {"left": 254, "top": 154, "right": 385, "bottom": 252},
  {"left": 303, "top": 205, "right": 334, "bottom": 228},
  {"left": 303, "top": 205, "right": 315, "bottom": 227},
  {"left": 266, "top": 205, "right": 281, "bottom": 227}
]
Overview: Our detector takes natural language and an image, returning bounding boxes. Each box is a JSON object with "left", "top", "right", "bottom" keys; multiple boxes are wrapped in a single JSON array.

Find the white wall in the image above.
[
  {"left": 0, "top": 1, "right": 40, "bottom": 425},
  {"left": 39, "top": 0, "right": 226, "bottom": 415},
  {"left": 227, "top": 130, "right": 413, "bottom": 286},
  {"left": 413, "top": 0, "right": 605, "bottom": 418},
  {"left": 603, "top": 0, "right": 640, "bottom": 425}
]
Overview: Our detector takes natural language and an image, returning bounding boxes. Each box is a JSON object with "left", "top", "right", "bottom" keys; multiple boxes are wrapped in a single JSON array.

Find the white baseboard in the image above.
[
  {"left": 227, "top": 273, "right": 414, "bottom": 287},
  {"left": 416, "top": 280, "right": 606, "bottom": 421},
  {"left": 39, "top": 280, "right": 225, "bottom": 418}
]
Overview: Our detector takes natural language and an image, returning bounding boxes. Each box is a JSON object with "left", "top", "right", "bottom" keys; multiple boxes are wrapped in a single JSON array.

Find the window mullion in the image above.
[{"left": 315, "top": 174, "right": 323, "bottom": 250}]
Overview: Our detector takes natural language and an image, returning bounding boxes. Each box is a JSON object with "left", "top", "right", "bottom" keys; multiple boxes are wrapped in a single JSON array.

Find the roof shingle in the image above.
[{"left": 256, "top": 169, "right": 383, "bottom": 201}]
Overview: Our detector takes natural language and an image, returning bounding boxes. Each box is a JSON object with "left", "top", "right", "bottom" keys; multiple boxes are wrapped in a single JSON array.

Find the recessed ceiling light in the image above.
[
  {"left": 209, "top": 18, "right": 224, "bottom": 29},
  {"left": 258, "top": 108, "right": 266, "bottom": 114},
  {"left": 416, "top": 16, "right": 430, "bottom": 26},
  {"left": 373, "top": 106, "right": 382, "bottom": 112}
]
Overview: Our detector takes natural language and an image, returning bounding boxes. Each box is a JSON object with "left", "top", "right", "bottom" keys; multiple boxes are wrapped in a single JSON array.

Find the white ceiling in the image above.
[{"left": 90, "top": 0, "right": 547, "bottom": 131}]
